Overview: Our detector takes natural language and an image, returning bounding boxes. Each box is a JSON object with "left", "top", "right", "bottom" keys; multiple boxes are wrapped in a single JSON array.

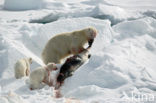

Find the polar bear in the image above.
[
  {"left": 41, "top": 27, "right": 97, "bottom": 64},
  {"left": 14, "top": 57, "right": 32, "bottom": 79},
  {"left": 29, "top": 63, "right": 57, "bottom": 90}
]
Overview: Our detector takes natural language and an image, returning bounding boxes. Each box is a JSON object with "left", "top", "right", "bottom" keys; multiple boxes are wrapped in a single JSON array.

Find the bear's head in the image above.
[
  {"left": 46, "top": 62, "right": 57, "bottom": 71},
  {"left": 84, "top": 27, "right": 97, "bottom": 40}
]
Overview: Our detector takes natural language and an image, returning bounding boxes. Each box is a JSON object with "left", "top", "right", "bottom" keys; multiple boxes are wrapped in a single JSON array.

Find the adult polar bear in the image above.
[
  {"left": 42, "top": 27, "right": 97, "bottom": 64},
  {"left": 14, "top": 57, "right": 32, "bottom": 79}
]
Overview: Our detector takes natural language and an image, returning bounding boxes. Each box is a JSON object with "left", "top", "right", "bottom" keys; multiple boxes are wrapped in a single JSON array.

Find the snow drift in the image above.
[
  {"left": 1, "top": 16, "right": 156, "bottom": 102},
  {"left": 1, "top": 0, "right": 156, "bottom": 103},
  {"left": 3, "top": 0, "right": 43, "bottom": 11}
]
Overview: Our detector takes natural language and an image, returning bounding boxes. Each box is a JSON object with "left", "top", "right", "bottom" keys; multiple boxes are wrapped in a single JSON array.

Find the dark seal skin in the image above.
[
  {"left": 55, "top": 49, "right": 91, "bottom": 89},
  {"left": 57, "top": 56, "right": 81, "bottom": 83},
  {"left": 88, "top": 39, "right": 94, "bottom": 48}
]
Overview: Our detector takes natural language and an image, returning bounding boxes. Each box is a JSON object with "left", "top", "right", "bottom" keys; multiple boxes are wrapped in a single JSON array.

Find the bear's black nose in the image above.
[{"left": 88, "top": 54, "right": 91, "bottom": 58}]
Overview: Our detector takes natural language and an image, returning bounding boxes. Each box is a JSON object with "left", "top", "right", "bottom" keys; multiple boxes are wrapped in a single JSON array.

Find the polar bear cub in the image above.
[
  {"left": 29, "top": 63, "right": 57, "bottom": 90},
  {"left": 14, "top": 57, "right": 32, "bottom": 79}
]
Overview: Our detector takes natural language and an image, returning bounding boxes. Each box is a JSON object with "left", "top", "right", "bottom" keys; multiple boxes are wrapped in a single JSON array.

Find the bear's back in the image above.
[
  {"left": 30, "top": 67, "right": 45, "bottom": 80},
  {"left": 14, "top": 59, "right": 26, "bottom": 70}
]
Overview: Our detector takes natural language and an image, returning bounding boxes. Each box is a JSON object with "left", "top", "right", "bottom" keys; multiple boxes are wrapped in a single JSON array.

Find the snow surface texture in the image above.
[
  {"left": 3, "top": 0, "right": 43, "bottom": 11},
  {"left": 0, "top": 0, "right": 156, "bottom": 103}
]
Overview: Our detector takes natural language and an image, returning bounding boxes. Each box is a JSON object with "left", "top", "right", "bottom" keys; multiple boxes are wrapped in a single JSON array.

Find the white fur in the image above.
[
  {"left": 14, "top": 57, "right": 32, "bottom": 79},
  {"left": 29, "top": 63, "right": 57, "bottom": 90},
  {"left": 42, "top": 27, "right": 97, "bottom": 64}
]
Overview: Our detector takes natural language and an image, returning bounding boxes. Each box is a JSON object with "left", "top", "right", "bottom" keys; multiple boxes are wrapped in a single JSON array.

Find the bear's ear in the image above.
[{"left": 29, "top": 58, "right": 32, "bottom": 64}]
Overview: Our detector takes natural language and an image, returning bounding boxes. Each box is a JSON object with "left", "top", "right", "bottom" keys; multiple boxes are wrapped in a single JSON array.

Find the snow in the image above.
[
  {"left": 1, "top": 0, "right": 156, "bottom": 103},
  {"left": 107, "top": 0, "right": 156, "bottom": 10},
  {"left": 113, "top": 17, "right": 156, "bottom": 40},
  {"left": 3, "top": 0, "right": 43, "bottom": 11}
]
